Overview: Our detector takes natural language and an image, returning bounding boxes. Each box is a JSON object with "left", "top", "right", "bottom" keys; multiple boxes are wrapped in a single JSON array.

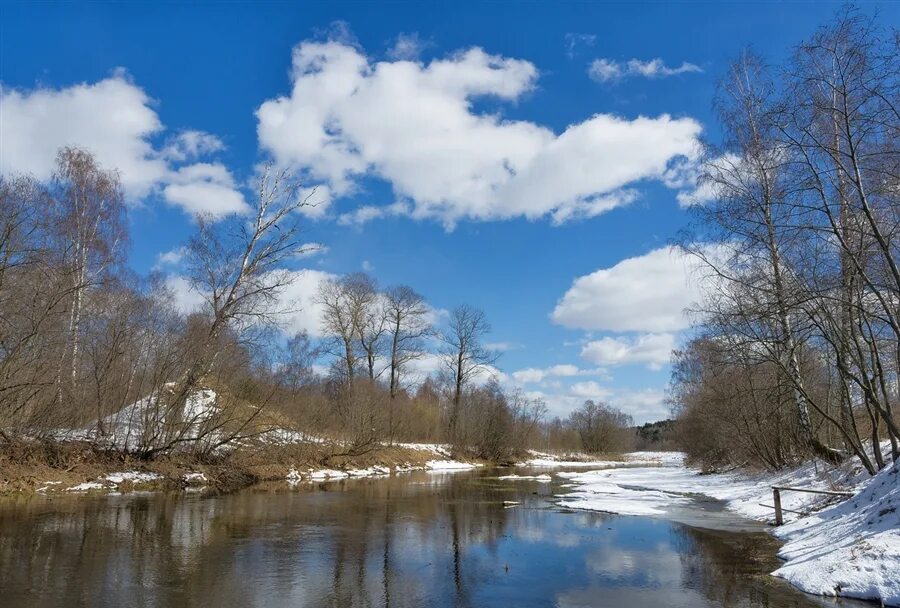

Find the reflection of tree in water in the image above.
[
  {"left": 671, "top": 524, "right": 799, "bottom": 608},
  {"left": 0, "top": 477, "right": 840, "bottom": 608},
  {"left": 0, "top": 471, "right": 516, "bottom": 608}
]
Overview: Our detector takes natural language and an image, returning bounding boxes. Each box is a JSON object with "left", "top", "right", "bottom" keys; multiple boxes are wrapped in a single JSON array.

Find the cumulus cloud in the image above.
[
  {"left": 0, "top": 75, "right": 167, "bottom": 195},
  {"left": 664, "top": 152, "right": 739, "bottom": 208},
  {"left": 569, "top": 381, "right": 614, "bottom": 400},
  {"left": 257, "top": 39, "right": 703, "bottom": 227},
  {"left": 338, "top": 201, "right": 412, "bottom": 226},
  {"left": 609, "top": 389, "right": 669, "bottom": 423},
  {"left": 165, "top": 275, "right": 207, "bottom": 315},
  {"left": 163, "top": 269, "right": 335, "bottom": 338},
  {"left": 522, "top": 384, "right": 669, "bottom": 423},
  {"left": 551, "top": 246, "right": 706, "bottom": 333},
  {"left": 155, "top": 246, "right": 188, "bottom": 268},
  {"left": 162, "top": 163, "right": 249, "bottom": 217},
  {"left": 580, "top": 333, "right": 676, "bottom": 370},
  {"left": 387, "top": 32, "right": 431, "bottom": 60},
  {"left": 511, "top": 364, "right": 606, "bottom": 384},
  {"left": 0, "top": 74, "right": 245, "bottom": 219},
  {"left": 162, "top": 130, "right": 225, "bottom": 162},
  {"left": 268, "top": 269, "right": 337, "bottom": 338},
  {"left": 483, "top": 341, "right": 522, "bottom": 353},
  {"left": 589, "top": 58, "right": 703, "bottom": 83}
]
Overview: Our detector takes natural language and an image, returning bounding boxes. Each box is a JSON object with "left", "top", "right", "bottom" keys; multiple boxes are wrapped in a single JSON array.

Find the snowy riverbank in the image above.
[{"left": 546, "top": 450, "right": 899, "bottom": 606}]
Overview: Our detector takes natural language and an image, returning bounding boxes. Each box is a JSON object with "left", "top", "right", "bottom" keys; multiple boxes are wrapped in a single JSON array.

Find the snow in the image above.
[
  {"left": 61, "top": 471, "right": 162, "bottom": 492},
  {"left": 60, "top": 387, "right": 222, "bottom": 452},
  {"left": 284, "top": 460, "right": 477, "bottom": 483},
  {"left": 497, "top": 474, "right": 552, "bottom": 481},
  {"left": 182, "top": 472, "right": 207, "bottom": 485},
  {"left": 395, "top": 442, "right": 452, "bottom": 455},
  {"left": 519, "top": 450, "right": 685, "bottom": 469},
  {"left": 425, "top": 459, "right": 479, "bottom": 470},
  {"left": 66, "top": 481, "right": 106, "bottom": 492},
  {"left": 773, "top": 461, "right": 900, "bottom": 606},
  {"left": 554, "top": 449, "right": 900, "bottom": 606},
  {"left": 104, "top": 471, "right": 161, "bottom": 485}
]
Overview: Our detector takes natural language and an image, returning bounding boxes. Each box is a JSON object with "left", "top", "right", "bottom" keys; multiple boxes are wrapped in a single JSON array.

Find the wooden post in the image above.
[{"left": 773, "top": 488, "right": 783, "bottom": 525}]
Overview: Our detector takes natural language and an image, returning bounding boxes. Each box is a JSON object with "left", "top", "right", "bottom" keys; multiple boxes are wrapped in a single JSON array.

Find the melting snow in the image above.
[{"left": 555, "top": 449, "right": 900, "bottom": 606}]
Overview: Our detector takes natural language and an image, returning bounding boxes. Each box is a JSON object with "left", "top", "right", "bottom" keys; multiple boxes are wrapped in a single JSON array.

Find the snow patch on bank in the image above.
[
  {"left": 519, "top": 450, "right": 684, "bottom": 469},
  {"left": 555, "top": 449, "right": 900, "bottom": 606},
  {"left": 426, "top": 459, "right": 479, "bottom": 471},
  {"left": 64, "top": 471, "right": 162, "bottom": 492},
  {"left": 284, "top": 455, "right": 479, "bottom": 483},
  {"left": 773, "top": 462, "right": 900, "bottom": 606}
]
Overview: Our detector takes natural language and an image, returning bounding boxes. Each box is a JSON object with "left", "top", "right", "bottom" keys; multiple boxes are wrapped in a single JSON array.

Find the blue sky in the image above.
[{"left": 3, "top": 1, "right": 896, "bottom": 422}]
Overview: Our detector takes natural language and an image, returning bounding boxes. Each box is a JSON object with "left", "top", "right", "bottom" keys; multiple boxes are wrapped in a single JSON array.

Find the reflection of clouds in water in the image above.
[
  {"left": 1, "top": 471, "right": 824, "bottom": 608},
  {"left": 557, "top": 585, "right": 705, "bottom": 608},
  {"left": 585, "top": 540, "right": 683, "bottom": 587},
  {"left": 515, "top": 522, "right": 583, "bottom": 548}
]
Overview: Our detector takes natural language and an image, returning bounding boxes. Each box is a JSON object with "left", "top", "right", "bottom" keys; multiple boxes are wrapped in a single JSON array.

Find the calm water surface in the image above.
[{"left": 0, "top": 467, "right": 864, "bottom": 607}]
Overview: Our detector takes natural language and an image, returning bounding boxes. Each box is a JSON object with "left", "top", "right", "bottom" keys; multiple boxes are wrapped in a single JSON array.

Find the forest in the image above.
[
  {"left": 0, "top": 154, "right": 636, "bottom": 465},
  {"left": 670, "top": 10, "right": 899, "bottom": 476}
]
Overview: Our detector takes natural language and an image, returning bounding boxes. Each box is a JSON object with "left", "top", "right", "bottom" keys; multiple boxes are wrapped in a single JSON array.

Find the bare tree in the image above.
[
  {"left": 569, "top": 400, "right": 634, "bottom": 454},
  {"left": 383, "top": 285, "right": 432, "bottom": 442},
  {"left": 48, "top": 148, "right": 126, "bottom": 401},
  {"left": 441, "top": 305, "right": 498, "bottom": 441},
  {"left": 318, "top": 273, "right": 378, "bottom": 383},
  {"left": 144, "top": 167, "right": 315, "bottom": 456}
]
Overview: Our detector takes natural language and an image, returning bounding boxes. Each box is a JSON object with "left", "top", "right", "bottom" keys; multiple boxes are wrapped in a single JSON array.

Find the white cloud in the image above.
[
  {"left": 569, "top": 381, "right": 614, "bottom": 401},
  {"left": 587, "top": 58, "right": 622, "bottom": 82},
  {"left": 665, "top": 152, "right": 739, "bottom": 208},
  {"left": 589, "top": 58, "right": 702, "bottom": 83},
  {"left": 552, "top": 246, "right": 706, "bottom": 333},
  {"left": 297, "top": 185, "right": 333, "bottom": 219},
  {"left": 163, "top": 269, "right": 335, "bottom": 338},
  {"left": 162, "top": 130, "right": 225, "bottom": 162},
  {"left": 165, "top": 275, "right": 206, "bottom": 315},
  {"left": 257, "top": 39, "right": 702, "bottom": 227},
  {"left": 0, "top": 75, "right": 167, "bottom": 195},
  {"left": 0, "top": 74, "right": 245, "bottom": 219},
  {"left": 294, "top": 242, "right": 329, "bottom": 258},
  {"left": 609, "top": 389, "right": 670, "bottom": 423},
  {"left": 338, "top": 200, "right": 412, "bottom": 226},
  {"left": 511, "top": 364, "right": 605, "bottom": 384},
  {"left": 387, "top": 33, "right": 430, "bottom": 60},
  {"left": 155, "top": 246, "right": 187, "bottom": 268},
  {"left": 483, "top": 341, "right": 522, "bottom": 353},
  {"left": 269, "top": 269, "right": 337, "bottom": 338},
  {"left": 162, "top": 163, "right": 248, "bottom": 217},
  {"left": 520, "top": 384, "right": 669, "bottom": 423},
  {"left": 627, "top": 58, "right": 702, "bottom": 78},
  {"left": 580, "top": 333, "right": 676, "bottom": 370}
]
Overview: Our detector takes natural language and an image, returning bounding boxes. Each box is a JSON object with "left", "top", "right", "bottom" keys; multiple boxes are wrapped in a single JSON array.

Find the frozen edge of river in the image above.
[{"left": 540, "top": 450, "right": 899, "bottom": 607}]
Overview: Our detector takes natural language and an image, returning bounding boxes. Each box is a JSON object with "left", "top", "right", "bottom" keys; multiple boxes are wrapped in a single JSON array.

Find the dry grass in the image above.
[{"left": 0, "top": 438, "right": 447, "bottom": 496}]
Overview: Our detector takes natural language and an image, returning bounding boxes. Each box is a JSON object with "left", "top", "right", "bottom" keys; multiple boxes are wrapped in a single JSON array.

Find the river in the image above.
[{"left": 0, "top": 466, "right": 864, "bottom": 607}]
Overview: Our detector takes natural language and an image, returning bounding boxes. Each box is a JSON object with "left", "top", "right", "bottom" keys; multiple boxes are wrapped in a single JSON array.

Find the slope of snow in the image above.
[
  {"left": 61, "top": 387, "right": 221, "bottom": 452},
  {"left": 773, "top": 461, "right": 900, "bottom": 606}
]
